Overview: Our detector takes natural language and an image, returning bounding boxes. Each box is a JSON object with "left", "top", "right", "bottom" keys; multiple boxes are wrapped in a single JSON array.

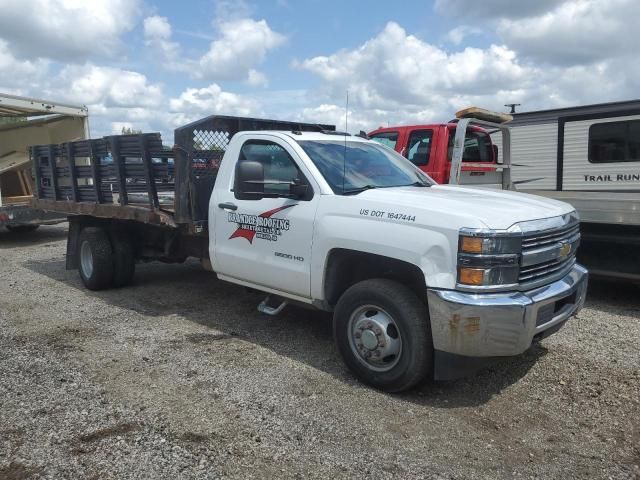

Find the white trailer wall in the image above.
[{"left": 492, "top": 122, "right": 558, "bottom": 191}]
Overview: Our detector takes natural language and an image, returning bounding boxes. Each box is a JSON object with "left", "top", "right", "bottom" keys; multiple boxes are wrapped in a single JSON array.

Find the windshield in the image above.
[{"left": 298, "top": 140, "right": 433, "bottom": 194}]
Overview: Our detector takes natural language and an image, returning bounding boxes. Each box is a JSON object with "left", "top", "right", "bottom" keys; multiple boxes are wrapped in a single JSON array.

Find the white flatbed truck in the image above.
[{"left": 31, "top": 115, "right": 588, "bottom": 392}]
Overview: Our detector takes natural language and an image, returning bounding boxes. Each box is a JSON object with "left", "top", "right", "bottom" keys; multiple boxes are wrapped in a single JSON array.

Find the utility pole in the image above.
[{"left": 504, "top": 103, "right": 521, "bottom": 114}]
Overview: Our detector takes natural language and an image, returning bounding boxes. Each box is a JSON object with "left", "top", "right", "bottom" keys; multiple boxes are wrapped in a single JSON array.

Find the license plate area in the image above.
[{"left": 536, "top": 291, "right": 577, "bottom": 326}]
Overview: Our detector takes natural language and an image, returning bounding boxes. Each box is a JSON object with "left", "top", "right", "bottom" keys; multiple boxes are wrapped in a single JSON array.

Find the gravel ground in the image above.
[{"left": 0, "top": 224, "right": 638, "bottom": 479}]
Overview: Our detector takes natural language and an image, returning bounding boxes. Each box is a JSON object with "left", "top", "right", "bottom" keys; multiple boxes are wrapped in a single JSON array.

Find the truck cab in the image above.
[{"left": 369, "top": 108, "right": 511, "bottom": 188}]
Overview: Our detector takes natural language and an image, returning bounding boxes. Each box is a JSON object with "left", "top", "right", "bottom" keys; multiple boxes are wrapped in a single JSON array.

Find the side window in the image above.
[
  {"left": 447, "top": 129, "right": 493, "bottom": 162},
  {"left": 406, "top": 130, "right": 433, "bottom": 166},
  {"left": 370, "top": 132, "right": 399, "bottom": 149},
  {"left": 238, "top": 140, "right": 306, "bottom": 196},
  {"left": 589, "top": 120, "right": 640, "bottom": 163}
]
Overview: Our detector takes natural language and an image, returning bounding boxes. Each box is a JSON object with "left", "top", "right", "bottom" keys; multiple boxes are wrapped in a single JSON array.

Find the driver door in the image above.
[{"left": 211, "top": 136, "right": 318, "bottom": 298}]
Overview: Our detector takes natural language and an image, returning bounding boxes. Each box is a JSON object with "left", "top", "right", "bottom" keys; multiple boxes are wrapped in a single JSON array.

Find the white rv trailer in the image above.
[
  {"left": 0, "top": 93, "right": 88, "bottom": 231},
  {"left": 493, "top": 100, "right": 640, "bottom": 280}
]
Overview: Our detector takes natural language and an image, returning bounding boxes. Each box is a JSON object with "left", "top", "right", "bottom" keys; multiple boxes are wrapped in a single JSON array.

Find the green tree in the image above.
[{"left": 121, "top": 126, "right": 143, "bottom": 134}]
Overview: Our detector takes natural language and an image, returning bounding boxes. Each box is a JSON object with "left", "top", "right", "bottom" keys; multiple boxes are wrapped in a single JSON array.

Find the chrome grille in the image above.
[
  {"left": 519, "top": 222, "right": 580, "bottom": 288},
  {"left": 519, "top": 256, "right": 575, "bottom": 283},
  {"left": 521, "top": 223, "right": 580, "bottom": 251}
]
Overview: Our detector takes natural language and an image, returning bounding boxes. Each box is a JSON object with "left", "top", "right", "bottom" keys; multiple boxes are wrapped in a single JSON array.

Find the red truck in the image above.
[{"left": 368, "top": 108, "right": 512, "bottom": 188}]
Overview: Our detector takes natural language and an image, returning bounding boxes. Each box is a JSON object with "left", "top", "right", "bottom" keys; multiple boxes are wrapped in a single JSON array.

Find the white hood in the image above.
[{"left": 359, "top": 185, "right": 575, "bottom": 230}]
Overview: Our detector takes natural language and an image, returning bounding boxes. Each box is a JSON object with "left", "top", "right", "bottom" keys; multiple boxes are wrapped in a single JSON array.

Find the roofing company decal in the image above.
[{"left": 228, "top": 204, "right": 296, "bottom": 243}]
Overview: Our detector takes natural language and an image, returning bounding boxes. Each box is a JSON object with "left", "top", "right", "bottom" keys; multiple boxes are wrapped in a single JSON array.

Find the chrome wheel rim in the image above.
[
  {"left": 80, "top": 240, "right": 93, "bottom": 278},
  {"left": 347, "top": 305, "right": 402, "bottom": 372}
]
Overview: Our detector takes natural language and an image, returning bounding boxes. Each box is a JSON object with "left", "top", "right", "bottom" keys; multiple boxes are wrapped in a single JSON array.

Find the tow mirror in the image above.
[
  {"left": 290, "top": 179, "right": 309, "bottom": 200},
  {"left": 235, "top": 160, "right": 264, "bottom": 200}
]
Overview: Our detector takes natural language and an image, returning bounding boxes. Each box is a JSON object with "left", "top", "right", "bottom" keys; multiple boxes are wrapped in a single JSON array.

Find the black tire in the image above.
[
  {"left": 111, "top": 230, "right": 135, "bottom": 288},
  {"left": 333, "top": 278, "right": 433, "bottom": 392},
  {"left": 6, "top": 224, "right": 39, "bottom": 233},
  {"left": 78, "top": 227, "right": 114, "bottom": 291}
]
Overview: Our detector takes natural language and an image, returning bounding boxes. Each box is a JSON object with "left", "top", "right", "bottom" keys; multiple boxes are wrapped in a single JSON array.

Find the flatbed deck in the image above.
[
  {"left": 31, "top": 115, "right": 336, "bottom": 235},
  {"left": 30, "top": 115, "right": 336, "bottom": 265}
]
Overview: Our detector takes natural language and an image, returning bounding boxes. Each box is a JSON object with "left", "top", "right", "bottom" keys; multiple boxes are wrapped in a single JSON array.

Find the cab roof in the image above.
[{"left": 235, "top": 130, "right": 372, "bottom": 143}]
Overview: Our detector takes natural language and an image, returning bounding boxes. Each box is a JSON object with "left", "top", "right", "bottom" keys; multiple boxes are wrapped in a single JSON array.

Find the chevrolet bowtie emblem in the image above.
[{"left": 559, "top": 242, "right": 572, "bottom": 258}]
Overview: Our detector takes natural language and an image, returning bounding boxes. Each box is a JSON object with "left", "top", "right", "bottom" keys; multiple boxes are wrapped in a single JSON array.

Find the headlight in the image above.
[
  {"left": 458, "top": 234, "right": 521, "bottom": 255},
  {"left": 457, "top": 229, "right": 522, "bottom": 289}
]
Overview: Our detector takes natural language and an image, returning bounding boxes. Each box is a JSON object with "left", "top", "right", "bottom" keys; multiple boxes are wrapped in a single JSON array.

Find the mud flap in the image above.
[{"left": 66, "top": 217, "right": 81, "bottom": 270}]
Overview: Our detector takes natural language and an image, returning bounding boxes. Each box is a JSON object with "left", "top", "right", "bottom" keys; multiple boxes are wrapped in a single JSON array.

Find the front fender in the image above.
[{"left": 310, "top": 208, "right": 458, "bottom": 301}]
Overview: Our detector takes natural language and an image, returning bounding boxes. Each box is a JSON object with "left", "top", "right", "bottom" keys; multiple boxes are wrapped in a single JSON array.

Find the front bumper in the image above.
[{"left": 427, "top": 264, "right": 588, "bottom": 378}]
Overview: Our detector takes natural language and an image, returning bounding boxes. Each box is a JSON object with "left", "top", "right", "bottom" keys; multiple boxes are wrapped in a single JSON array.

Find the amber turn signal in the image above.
[
  {"left": 460, "top": 236, "right": 484, "bottom": 254},
  {"left": 458, "top": 267, "right": 486, "bottom": 285}
]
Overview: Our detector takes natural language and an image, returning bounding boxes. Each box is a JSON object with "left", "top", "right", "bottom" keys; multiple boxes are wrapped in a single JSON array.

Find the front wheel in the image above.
[{"left": 333, "top": 279, "right": 433, "bottom": 392}]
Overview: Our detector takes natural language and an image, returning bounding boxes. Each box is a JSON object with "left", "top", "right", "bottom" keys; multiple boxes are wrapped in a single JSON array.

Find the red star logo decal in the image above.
[{"left": 229, "top": 204, "right": 297, "bottom": 243}]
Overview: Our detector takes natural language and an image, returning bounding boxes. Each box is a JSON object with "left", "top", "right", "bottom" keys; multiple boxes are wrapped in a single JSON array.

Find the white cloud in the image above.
[
  {"left": 144, "top": 15, "right": 171, "bottom": 39},
  {"left": 297, "top": 22, "right": 527, "bottom": 114},
  {"left": 298, "top": 103, "right": 452, "bottom": 135},
  {"left": 142, "top": 14, "right": 284, "bottom": 85},
  {"left": 436, "top": 0, "right": 640, "bottom": 67},
  {"left": 298, "top": 104, "right": 370, "bottom": 133},
  {"left": 0, "top": 40, "right": 48, "bottom": 90},
  {"left": 247, "top": 69, "right": 268, "bottom": 87},
  {"left": 445, "top": 26, "right": 483, "bottom": 45},
  {"left": 496, "top": 0, "right": 640, "bottom": 65},
  {"left": 214, "top": 0, "right": 252, "bottom": 22},
  {"left": 435, "top": 0, "right": 566, "bottom": 19},
  {"left": 296, "top": 20, "right": 640, "bottom": 132},
  {"left": 31, "top": 64, "right": 168, "bottom": 139},
  {"left": 169, "top": 83, "right": 258, "bottom": 123},
  {"left": 143, "top": 15, "right": 184, "bottom": 72},
  {"left": 0, "top": 0, "right": 141, "bottom": 61},
  {"left": 52, "top": 64, "right": 163, "bottom": 109},
  {"left": 0, "top": 52, "right": 259, "bottom": 143},
  {"left": 196, "top": 18, "right": 285, "bottom": 83}
]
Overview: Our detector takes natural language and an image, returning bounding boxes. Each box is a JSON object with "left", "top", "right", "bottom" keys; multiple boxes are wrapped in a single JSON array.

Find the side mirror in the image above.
[
  {"left": 235, "top": 160, "right": 264, "bottom": 200},
  {"left": 290, "top": 180, "right": 309, "bottom": 200},
  {"left": 492, "top": 145, "right": 500, "bottom": 164}
]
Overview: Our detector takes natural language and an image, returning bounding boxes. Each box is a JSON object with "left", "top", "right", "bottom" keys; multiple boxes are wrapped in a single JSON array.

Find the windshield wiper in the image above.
[
  {"left": 342, "top": 185, "right": 378, "bottom": 195},
  {"left": 342, "top": 181, "right": 430, "bottom": 195},
  {"left": 404, "top": 180, "right": 431, "bottom": 187}
]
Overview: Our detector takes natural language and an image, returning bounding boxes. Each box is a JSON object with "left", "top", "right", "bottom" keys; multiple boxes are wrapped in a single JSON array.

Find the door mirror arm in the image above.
[{"left": 289, "top": 181, "right": 309, "bottom": 200}]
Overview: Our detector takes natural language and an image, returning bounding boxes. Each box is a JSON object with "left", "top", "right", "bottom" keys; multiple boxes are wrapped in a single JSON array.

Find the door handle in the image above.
[{"left": 218, "top": 202, "right": 238, "bottom": 211}]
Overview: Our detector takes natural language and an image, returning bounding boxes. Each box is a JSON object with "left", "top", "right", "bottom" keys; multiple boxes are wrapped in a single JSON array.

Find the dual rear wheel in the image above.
[{"left": 78, "top": 227, "right": 135, "bottom": 290}]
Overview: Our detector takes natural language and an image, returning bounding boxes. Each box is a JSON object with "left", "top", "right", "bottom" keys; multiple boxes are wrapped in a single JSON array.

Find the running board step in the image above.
[{"left": 257, "top": 296, "right": 288, "bottom": 316}]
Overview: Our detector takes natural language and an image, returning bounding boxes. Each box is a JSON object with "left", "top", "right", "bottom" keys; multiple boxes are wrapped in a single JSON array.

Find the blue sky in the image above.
[
  {"left": 137, "top": 0, "right": 488, "bottom": 97},
  {"left": 0, "top": 0, "right": 637, "bottom": 141}
]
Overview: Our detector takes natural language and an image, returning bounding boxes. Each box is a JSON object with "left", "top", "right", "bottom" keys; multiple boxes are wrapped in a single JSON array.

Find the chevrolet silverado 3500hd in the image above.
[{"left": 31, "top": 115, "right": 588, "bottom": 392}]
